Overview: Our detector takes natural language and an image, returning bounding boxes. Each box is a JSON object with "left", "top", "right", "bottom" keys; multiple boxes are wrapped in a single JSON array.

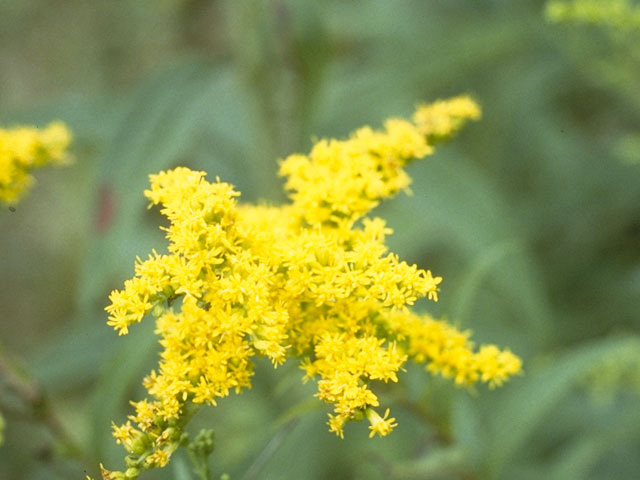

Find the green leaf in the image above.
[
  {"left": 173, "top": 454, "right": 196, "bottom": 480},
  {"left": 389, "top": 446, "right": 468, "bottom": 480},
  {"left": 382, "top": 153, "right": 553, "bottom": 348},
  {"left": 88, "top": 318, "right": 158, "bottom": 461},
  {"left": 27, "top": 315, "right": 115, "bottom": 391},
  {"left": 484, "top": 336, "right": 640, "bottom": 477}
]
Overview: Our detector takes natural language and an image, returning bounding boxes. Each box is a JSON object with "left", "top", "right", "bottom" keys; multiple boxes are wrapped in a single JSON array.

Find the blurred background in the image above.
[{"left": 0, "top": 0, "right": 639, "bottom": 479}]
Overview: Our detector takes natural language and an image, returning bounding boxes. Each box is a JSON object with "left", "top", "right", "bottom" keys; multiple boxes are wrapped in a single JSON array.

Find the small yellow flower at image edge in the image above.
[
  {"left": 98, "top": 96, "right": 521, "bottom": 479},
  {"left": 0, "top": 121, "right": 73, "bottom": 204}
]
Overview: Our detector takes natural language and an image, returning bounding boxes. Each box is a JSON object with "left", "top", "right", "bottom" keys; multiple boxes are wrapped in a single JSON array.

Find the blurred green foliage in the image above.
[{"left": 0, "top": 1, "right": 638, "bottom": 479}]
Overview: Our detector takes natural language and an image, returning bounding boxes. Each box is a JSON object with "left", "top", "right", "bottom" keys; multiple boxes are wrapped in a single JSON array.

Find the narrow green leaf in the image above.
[
  {"left": 486, "top": 336, "right": 640, "bottom": 476},
  {"left": 88, "top": 319, "right": 157, "bottom": 460}
]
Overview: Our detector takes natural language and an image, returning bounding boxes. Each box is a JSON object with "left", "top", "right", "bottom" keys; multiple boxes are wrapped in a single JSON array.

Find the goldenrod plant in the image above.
[
  {"left": 97, "top": 97, "right": 521, "bottom": 479},
  {"left": 3, "top": 3, "right": 640, "bottom": 480},
  {"left": 0, "top": 122, "right": 72, "bottom": 204}
]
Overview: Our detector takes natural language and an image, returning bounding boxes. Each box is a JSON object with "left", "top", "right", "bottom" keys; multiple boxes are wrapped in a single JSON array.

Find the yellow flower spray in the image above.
[
  {"left": 0, "top": 122, "right": 72, "bottom": 204},
  {"left": 547, "top": 0, "right": 640, "bottom": 31},
  {"left": 99, "top": 96, "right": 521, "bottom": 479}
]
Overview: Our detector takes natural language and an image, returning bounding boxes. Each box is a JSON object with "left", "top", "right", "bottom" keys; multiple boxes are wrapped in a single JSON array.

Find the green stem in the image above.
[
  {"left": 0, "top": 343, "right": 89, "bottom": 463},
  {"left": 240, "top": 418, "right": 298, "bottom": 480},
  {"left": 187, "top": 449, "right": 212, "bottom": 480},
  {"left": 181, "top": 406, "right": 213, "bottom": 480},
  {"left": 394, "top": 395, "right": 453, "bottom": 445}
]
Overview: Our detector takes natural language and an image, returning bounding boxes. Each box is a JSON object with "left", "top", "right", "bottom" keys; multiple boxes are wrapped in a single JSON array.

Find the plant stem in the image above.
[
  {"left": 394, "top": 395, "right": 453, "bottom": 445},
  {"left": 0, "top": 343, "right": 88, "bottom": 463},
  {"left": 240, "top": 417, "right": 298, "bottom": 480}
]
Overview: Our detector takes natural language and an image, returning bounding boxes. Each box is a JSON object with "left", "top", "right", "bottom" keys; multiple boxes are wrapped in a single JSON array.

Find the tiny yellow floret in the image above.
[{"left": 366, "top": 408, "right": 397, "bottom": 438}]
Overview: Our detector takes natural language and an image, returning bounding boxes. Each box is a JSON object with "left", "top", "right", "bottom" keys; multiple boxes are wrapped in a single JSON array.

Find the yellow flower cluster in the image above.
[
  {"left": 0, "top": 122, "right": 72, "bottom": 204},
  {"left": 386, "top": 310, "right": 522, "bottom": 388},
  {"left": 413, "top": 96, "right": 481, "bottom": 142},
  {"left": 547, "top": 0, "right": 640, "bottom": 31},
  {"left": 102, "top": 96, "right": 521, "bottom": 477}
]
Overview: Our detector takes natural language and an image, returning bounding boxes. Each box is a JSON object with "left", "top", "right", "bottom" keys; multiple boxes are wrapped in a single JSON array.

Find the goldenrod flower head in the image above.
[
  {"left": 0, "top": 121, "right": 72, "bottom": 203},
  {"left": 102, "top": 96, "right": 520, "bottom": 477}
]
